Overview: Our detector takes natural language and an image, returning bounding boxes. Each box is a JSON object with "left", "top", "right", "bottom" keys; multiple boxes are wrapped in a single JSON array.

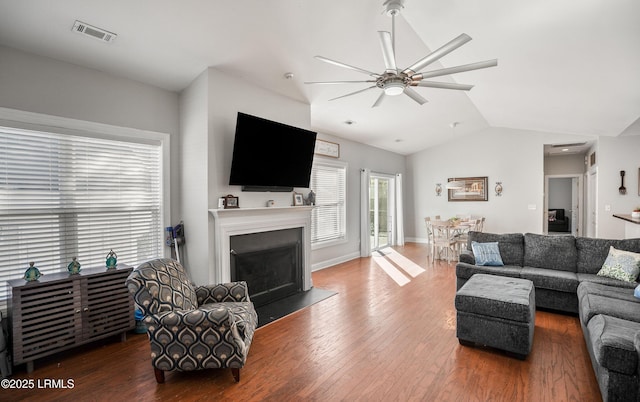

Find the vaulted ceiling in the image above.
[{"left": 0, "top": 0, "right": 638, "bottom": 155}]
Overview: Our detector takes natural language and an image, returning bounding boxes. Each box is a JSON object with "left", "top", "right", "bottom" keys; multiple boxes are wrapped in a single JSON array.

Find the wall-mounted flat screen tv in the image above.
[{"left": 229, "top": 112, "right": 317, "bottom": 192}]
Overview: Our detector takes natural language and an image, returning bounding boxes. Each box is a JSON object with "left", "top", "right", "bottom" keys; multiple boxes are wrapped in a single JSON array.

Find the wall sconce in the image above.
[
  {"left": 495, "top": 182, "right": 503, "bottom": 196},
  {"left": 435, "top": 183, "right": 442, "bottom": 196}
]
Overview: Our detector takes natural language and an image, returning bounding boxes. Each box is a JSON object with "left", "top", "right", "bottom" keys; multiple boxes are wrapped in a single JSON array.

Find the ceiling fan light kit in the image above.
[{"left": 305, "top": 0, "right": 497, "bottom": 107}]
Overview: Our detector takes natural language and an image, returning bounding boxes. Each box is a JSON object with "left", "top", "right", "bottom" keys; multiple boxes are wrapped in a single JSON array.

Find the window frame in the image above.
[
  {"left": 309, "top": 158, "right": 347, "bottom": 250},
  {"left": 0, "top": 107, "right": 171, "bottom": 309}
]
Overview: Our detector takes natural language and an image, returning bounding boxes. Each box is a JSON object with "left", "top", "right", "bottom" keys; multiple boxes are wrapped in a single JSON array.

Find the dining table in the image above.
[{"left": 430, "top": 219, "right": 475, "bottom": 260}]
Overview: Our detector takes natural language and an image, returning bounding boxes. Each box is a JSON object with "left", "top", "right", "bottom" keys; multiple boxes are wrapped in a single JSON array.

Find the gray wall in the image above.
[{"left": 0, "top": 45, "right": 181, "bottom": 221}]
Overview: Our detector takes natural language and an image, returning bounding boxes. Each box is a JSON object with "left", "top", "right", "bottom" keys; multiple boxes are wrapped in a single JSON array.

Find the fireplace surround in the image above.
[{"left": 209, "top": 206, "right": 313, "bottom": 297}]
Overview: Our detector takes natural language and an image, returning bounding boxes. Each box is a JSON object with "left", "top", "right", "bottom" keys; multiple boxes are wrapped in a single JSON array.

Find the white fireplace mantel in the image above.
[{"left": 208, "top": 206, "right": 313, "bottom": 290}]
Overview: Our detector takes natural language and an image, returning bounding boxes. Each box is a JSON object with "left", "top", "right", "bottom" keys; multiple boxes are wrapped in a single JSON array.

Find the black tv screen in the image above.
[{"left": 229, "top": 112, "right": 317, "bottom": 191}]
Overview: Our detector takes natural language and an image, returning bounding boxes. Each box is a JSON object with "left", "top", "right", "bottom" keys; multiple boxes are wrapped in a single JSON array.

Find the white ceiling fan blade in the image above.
[
  {"left": 413, "top": 59, "right": 498, "bottom": 80},
  {"left": 402, "top": 33, "right": 472, "bottom": 75},
  {"left": 328, "top": 86, "right": 378, "bottom": 101},
  {"left": 372, "top": 92, "right": 386, "bottom": 108},
  {"left": 305, "top": 80, "right": 377, "bottom": 85},
  {"left": 378, "top": 31, "right": 397, "bottom": 73},
  {"left": 412, "top": 81, "right": 474, "bottom": 91},
  {"left": 315, "top": 56, "right": 381, "bottom": 77},
  {"left": 403, "top": 87, "right": 428, "bottom": 105}
]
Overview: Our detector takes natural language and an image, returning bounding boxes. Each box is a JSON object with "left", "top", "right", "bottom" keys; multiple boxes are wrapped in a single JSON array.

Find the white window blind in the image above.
[
  {"left": 310, "top": 160, "right": 346, "bottom": 245},
  {"left": 0, "top": 126, "right": 163, "bottom": 307}
]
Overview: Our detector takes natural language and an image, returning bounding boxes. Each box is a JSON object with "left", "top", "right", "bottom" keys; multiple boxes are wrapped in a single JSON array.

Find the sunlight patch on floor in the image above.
[
  {"left": 383, "top": 248, "right": 426, "bottom": 278},
  {"left": 372, "top": 247, "right": 426, "bottom": 286}
]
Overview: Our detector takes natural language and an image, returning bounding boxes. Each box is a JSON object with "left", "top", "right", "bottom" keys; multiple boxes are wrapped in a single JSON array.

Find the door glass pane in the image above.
[{"left": 370, "top": 177, "right": 389, "bottom": 251}]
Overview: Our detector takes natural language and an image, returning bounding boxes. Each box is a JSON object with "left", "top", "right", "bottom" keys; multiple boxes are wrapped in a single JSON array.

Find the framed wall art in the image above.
[
  {"left": 447, "top": 177, "right": 489, "bottom": 202},
  {"left": 315, "top": 139, "right": 340, "bottom": 158}
]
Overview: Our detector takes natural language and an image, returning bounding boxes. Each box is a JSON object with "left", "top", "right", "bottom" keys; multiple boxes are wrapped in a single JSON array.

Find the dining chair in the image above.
[
  {"left": 426, "top": 219, "right": 456, "bottom": 263},
  {"left": 476, "top": 217, "right": 485, "bottom": 232},
  {"left": 454, "top": 218, "right": 480, "bottom": 255}
]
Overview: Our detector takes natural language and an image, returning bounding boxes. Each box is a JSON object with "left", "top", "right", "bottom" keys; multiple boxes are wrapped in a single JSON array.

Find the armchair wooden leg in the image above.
[
  {"left": 231, "top": 368, "right": 240, "bottom": 382},
  {"left": 154, "top": 368, "right": 165, "bottom": 384}
]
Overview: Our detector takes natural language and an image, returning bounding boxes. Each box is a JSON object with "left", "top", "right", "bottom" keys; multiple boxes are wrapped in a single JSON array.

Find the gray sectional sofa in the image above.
[{"left": 455, "top": 231, "right": 640, "bottom": 402}]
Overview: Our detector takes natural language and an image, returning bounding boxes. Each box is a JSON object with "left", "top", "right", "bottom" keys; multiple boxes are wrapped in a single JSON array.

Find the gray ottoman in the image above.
[{"left": 455, "top": 274, "right": 535, "bottom": 359}]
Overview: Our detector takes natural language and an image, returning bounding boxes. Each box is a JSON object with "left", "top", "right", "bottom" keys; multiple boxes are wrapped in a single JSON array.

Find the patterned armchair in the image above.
[{"left": 126, "top": 258, "right": 257, "bottom": 383}]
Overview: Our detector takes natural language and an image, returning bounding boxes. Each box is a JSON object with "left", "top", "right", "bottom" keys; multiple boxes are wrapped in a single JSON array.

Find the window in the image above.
[
  {"left": 309, "top": 160, "right": 346, "bottom": 247},
  {"left": 0, "top": 125, "right": 164, "bottom": 308}
]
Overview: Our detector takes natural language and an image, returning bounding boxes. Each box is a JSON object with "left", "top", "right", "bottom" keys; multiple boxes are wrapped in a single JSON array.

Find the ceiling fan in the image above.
[{"left": 305, "top": 0, "right": 497, "bottom": 107}]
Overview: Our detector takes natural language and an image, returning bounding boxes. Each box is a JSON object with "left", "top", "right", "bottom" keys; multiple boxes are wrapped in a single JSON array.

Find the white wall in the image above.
[
  {"left": 178, "top": 68, "right": 407, "bottom": 283},
  {"left": 178, "top": 71, "right": 209, "bottom": 282},
  {"left": 548, "top": 178, "right": 572, "bottom": 211},
  {"left": 595, "top": 135, "right": 640, "bottom": 239},
  {"left": 405, "top": 127, "right": 595, "bottom": 241},
  {"left": 310, "top": 131, "right": 406, "bottom": 270},
  {"left": 544, "top": 154, "right": 586, "bottom": 175}
]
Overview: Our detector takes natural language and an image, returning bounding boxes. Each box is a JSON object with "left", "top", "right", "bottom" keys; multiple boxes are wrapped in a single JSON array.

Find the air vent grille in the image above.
[
  {"left": 72, "top": 20, "right": 117, "bottom": 43},
  {"left": 551, "top": 142, "right": 587, "bottom": 148}
]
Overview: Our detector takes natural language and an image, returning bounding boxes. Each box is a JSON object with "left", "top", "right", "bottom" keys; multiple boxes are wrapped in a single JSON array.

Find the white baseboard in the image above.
[
  {"left": 312, "top": 251, "right": 361, "bottom": 272},
  {"left": 405, "top": 237, "right": 428, "bottom": 244}
]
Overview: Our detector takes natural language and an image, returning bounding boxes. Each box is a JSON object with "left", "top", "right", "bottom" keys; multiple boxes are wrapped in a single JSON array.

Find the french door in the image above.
[{"left": 370, "top": 175, "right": 394, "bottom": 251}]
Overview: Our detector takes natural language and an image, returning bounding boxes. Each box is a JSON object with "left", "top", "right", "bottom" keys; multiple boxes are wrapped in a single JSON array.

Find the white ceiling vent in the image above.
[
  {"left": 550, "top": 142, "right": 587, "bottom": 148},
  {"left": 72, "top": 20, "right": 117, "bottom": 43}
]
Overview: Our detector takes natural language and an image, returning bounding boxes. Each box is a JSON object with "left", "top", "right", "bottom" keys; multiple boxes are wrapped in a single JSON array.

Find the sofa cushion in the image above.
[
  {"left": 467, "top": 232, "right": 524, "bottom": 266},
  {"left": 520, "top": 267, "right": 578, "bottom": 293},
  {"left": 471, "top": 241, "right": 504, "bottom": 266},
  {"left": 597, "top": 246, "right": 640, "bottom": 282},
  {"left": 577, "top": 273, "right": 638, "bottom": 289},
  {"left": 524, "top": 233, "right": 577, "bottom": 272},
  {"left": 577, "top": 281, "right": 638, "bottom": 303},
  {"left": 576, "top": 237, "right": 640, "bottom": 274},
  {"left": 456, "top": 262, "right": 523, "bottom": 281},
  {"left": 579, "top": 291, "right": 640, "bottom": 325},
  {"left": 587, "top": 314, "right": 640, "bottom": 375}
]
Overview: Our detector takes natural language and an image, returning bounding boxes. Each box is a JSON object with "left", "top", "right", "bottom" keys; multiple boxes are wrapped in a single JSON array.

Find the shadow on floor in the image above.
[{"left": 256, "top": 287, "right": 337, "bottom": 328}]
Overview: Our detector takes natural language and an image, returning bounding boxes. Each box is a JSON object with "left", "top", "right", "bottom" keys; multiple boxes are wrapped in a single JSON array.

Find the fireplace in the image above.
[
  {"left": 209, "top": 206, "right": 313, "bottom": 298},
  {"left": 230, "top": 228, "right": 302, "bottom": 307}
]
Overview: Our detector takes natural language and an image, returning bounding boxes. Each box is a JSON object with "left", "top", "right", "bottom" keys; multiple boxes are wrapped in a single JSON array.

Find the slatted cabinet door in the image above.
[
  {"left": 83, "top": 269, "right": 134, "bottom": 341},
  {"left": 10, "top": 277, "right": 82, "bottom": 371},
  {"left": 8, "top": 265, "right": 134, "bottom": 373}
]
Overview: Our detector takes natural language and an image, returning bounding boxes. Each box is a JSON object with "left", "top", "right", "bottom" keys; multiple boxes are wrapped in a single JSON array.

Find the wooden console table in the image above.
[{"left": 7, "top": 264, "right": 134, "bottom": 373}]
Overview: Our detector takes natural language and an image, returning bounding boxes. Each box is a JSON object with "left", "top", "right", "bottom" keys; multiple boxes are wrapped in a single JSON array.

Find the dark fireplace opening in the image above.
[{"left": 230, "top": 228, "right": 303, "bottom": 308}]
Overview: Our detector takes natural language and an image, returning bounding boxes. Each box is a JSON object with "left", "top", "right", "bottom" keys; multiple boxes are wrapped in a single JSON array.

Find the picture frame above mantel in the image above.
[{"left": 315, "top": 139, "right": 340, "bottom": 158}]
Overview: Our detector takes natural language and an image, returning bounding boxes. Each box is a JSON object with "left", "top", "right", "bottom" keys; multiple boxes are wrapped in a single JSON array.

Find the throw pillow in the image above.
[
  {"left": 635, "top": 284, "right": 640, "bottom": 299},
  {"left": 471, "top": 241, "right": 504, "bottom": 266},
  {"left": 596, "top": 246, "right": 640, "bottom": 282},
  {"left": 548, "top": 210, "right": 557, "bottom": 222}
]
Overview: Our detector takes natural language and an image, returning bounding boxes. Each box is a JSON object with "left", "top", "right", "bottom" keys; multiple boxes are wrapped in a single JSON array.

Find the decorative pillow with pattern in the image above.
[
  {"left": 597, "top": 246, "right": 640, "bottom": 282},
  {"left": 548, "top": 210, "right": 557, "bottom": 222},
  {"left": 471, "top": 241, "right": 504, "bottom": 266}
]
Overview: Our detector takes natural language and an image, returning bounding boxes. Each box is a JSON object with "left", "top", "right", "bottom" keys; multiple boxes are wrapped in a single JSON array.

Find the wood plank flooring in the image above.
[{"left": 5, "top": 243, "right": 601, "bottom": 401}]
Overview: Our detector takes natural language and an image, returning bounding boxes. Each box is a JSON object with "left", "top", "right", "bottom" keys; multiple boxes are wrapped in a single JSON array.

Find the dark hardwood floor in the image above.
[{"left": 5, "top": 243, "right": 601, "bottom": 401}]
